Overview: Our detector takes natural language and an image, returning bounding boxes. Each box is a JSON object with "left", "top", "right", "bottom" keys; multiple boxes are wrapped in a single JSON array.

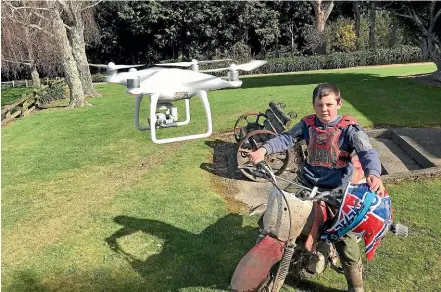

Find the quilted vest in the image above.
[{"left": 303, "top": 114, "right": 357, "bottom": 169}]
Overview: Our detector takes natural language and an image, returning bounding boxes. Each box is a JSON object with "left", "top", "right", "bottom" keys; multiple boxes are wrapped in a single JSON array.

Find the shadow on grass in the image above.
[
  {"left": 105, "top": 214, "right": 347, "bottom": 292},
  {"left": 6, "top": 217, "right": 346, "bottom": 291},
  {"left": 105, "top": 214, "right": 257, "bottom": 291},
  {"left": 285, "top": 277, "right": 345, "bottom": 292},
  {"left": 104, "top": 214, "right": 348, "bottom": 292}
]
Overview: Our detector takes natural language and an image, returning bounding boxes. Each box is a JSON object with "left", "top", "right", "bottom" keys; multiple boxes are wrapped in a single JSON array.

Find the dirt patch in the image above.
[{"left": 203, "top": 132, "right": 303, "bottom": 212}]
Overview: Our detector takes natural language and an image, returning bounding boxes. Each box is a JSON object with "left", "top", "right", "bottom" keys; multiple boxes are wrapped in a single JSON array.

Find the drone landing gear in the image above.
[{"left": 134, "top": 91, "right": 212, "bottom": 144}]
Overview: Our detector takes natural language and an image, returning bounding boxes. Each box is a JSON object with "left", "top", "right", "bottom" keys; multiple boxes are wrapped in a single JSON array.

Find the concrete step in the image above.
[
  {"left": 393, "top": 128, "right": 441, "bottom": 167},
  {"left": 370, "top": 137, "right": 422, "bottom": 175}
]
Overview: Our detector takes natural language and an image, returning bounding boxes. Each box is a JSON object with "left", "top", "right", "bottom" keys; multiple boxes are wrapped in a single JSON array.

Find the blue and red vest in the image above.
[{"left": 303, "top": 114, "right": 357, "bottom": 169}]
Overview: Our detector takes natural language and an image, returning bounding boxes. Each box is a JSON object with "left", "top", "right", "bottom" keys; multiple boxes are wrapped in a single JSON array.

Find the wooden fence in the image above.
[
  {"left": 1, "top": 77, "right": 62, "bottom": 89},
  {"left": 1, "top": 79, "right": 65, "bottom": 125}
]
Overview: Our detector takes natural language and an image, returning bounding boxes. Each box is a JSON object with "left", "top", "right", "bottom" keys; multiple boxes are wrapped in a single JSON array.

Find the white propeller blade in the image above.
[
  {"left": 112, "top": 64, "right": 145, "bottom": 69},
  {"left": 198, "top": 59, "right": 232, "bottom": 64},
  {"left": 89, "top": 62, "right": 145, "bottom": 69},
  {"left": 155, "top": 59, "right": 231, "bottom": 67},
  {"left": 236, "top": 60, "right": 267, "bottom": 71},
  {"left": 155, "top": 62, "right": 193, "bottom": 67},
  {"left": 89, "top": 63, "right": 110, "bottom": 68},
  {"left": 200, "top": 60, "right": 267, "bottom": 73}
]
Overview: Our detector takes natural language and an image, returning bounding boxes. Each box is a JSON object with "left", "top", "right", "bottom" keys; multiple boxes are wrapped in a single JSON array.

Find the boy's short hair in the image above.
[{"left": 312, "top": 83, "right": 341, "bottom": 103}]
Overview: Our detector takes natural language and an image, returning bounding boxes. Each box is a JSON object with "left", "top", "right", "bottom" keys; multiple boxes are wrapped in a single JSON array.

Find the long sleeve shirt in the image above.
[{"left": 262, "top": 115, "right": 382, "bottom": 189}]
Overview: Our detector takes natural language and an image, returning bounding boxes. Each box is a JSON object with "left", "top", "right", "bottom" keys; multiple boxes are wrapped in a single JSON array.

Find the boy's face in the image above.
[{"left": 313, "top": 93, "right": 342, "bottom": 124}]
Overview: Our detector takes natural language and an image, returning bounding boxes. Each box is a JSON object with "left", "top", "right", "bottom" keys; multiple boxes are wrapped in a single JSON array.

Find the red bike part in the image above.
[
  {"left": 351, "top": 155, "right": 364, "bottom": 183},
  {"left": 231, "top": 235, "right": 285, "bottom": 292},
  {"left": 304, "top": 201, "right": 329, "bottom": 252}
]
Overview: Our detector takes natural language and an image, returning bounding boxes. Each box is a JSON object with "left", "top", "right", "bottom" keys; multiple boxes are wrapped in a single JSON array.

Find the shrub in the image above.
[
  {"left": 38, "top": 79, "right": 66, "bottom": 105},
  {"left": 303, "top": 25, "right": 324, "bottom": 54},
  {"left": 337, "top": 23, "right": 357, "bottom": 52},
  {"left": 325, "top": 18, "right": 357, "bottom": 53},
  {"left": 358, "top": 11, "right": 407, "bottom": 50},
  {"left": 91, "top": 73, "right": 107, "bottom": 83},
  {"left": 245, "top": 46, "right": 425, "bottom": 75}
]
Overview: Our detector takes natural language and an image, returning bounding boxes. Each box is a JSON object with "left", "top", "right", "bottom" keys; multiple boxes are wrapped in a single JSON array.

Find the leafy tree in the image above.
[
  {"left": 273, "top": 1, "right": 314, "bottom": 55},
  {"left": 379, "top": 1, "right": 441, "bottom": 76}
]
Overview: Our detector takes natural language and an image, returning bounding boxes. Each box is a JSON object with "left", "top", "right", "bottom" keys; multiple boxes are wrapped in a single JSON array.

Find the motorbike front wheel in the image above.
[{"left": 231, "top": 235, "right": 284, "bottom": 292}]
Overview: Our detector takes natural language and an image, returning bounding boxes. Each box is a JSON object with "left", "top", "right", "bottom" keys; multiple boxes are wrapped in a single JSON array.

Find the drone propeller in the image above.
[
  {"left": 89, "top": 62, "right": 145, "bottom": 70},
  {"left": 155, "top": 59, "right": 231, "bottom": 68},
  {"left": 200, "top": 60, "right": 267, "bottom": 73}
]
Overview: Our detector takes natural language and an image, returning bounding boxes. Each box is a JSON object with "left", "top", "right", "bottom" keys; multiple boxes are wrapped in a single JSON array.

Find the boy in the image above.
[{"left": 248, "top": 83, "right": 385, "bottom": 292}]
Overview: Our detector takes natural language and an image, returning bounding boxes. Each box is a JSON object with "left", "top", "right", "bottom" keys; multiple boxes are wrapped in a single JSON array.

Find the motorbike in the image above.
[{"left": 231, "top": 162, "right": 408, "bottom": 292}]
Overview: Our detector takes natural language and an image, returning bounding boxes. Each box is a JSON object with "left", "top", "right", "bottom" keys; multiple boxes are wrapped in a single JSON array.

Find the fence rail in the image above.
[
  {"left": 1, "top": 78, "right": 62, "bottom": 89},
  {"left": 1, "top": 79, "right": 65, "bottom": 125}
]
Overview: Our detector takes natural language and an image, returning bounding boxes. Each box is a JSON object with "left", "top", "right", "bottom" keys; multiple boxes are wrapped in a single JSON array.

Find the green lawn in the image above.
[
  {"left": 2, "top": 63, "right": 441, "bottom": 292},
  {"left": 1, "top": 87, "right": 35, "bottom": 107}
]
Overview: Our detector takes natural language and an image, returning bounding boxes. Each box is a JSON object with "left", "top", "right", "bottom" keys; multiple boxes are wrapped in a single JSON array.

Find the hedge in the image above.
[
  {"left": 90, "top": 46, "right": 426, "bottom": 81},
  {"left": 254, "top": 46, "right": 426, "bottom": 75}
]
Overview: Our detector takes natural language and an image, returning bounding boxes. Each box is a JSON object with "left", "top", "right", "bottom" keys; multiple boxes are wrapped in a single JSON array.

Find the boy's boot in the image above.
[{"left": 342, "top": 258, "right": 364, "bottom": 292}]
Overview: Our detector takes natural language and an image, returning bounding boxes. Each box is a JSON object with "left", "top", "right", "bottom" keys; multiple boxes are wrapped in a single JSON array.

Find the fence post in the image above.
[
  {"left": 12, "top": 80, "right": 14, "bottom": 88},
  {"left": 46, "top": 77, "right": 49, "bottom": 85},
  {"left": 25, "top": 80, "right": 28, "bottom": 87}
]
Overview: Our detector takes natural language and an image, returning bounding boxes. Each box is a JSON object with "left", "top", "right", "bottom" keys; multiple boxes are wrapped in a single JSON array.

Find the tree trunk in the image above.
[
  {"left": 353, "top": 2, "right": 361, "bottom": 49},
  {"left": 30, "top": 63, "right": 41, "bottom": 87},
  {"left": 353, "top": 2, "right": 361, "bottom": 38},
  {"left": 289, "top": 24, "right": 295, "bottom": 53},
  {"left": 312, "top": 0, "right": 334, "bottom": 54},
  {"left": 24, "top": 27, "right": 41, "bottom": 88},
  {"left": 67, "top": 3, "right": 99, "bottom": 97},
  {"left": 427, "top": 39, "right": 441, "bottom": 79},
  {"left": 419, "top": 38, "right": 430, "bottom": 60},
  {"left": 54, "top": 11, "right": 85, "bottom": 108},
  {"left": 388, "top": 16, "right": 398, "bottom": 48},
  {"left": 369, "top": 2, "right": 376, "bottom": 51}
]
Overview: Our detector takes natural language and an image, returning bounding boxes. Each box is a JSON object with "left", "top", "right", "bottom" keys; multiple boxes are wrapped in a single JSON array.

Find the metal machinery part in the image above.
[
  {"left": 235, "top": 101, "right": 296, "bottom": 182},
  {"left": 237, "top": 129, "right": 290, "bottom": 182},
  {"left": 233, "top": 111, "right": 265, "bottom": 143}
]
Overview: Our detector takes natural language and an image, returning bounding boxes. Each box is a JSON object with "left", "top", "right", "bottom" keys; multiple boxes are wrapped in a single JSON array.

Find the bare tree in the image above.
[
  {"left": 1, "top": 1, "right": 53, "bottom": 87},
  {"left": 58, "top": 1, "right": 101, "bottom": 97},
  {"left": 3, "top": 1, "right": 85, "bottom": 107},
  {"left": 381, "top": 1, "right": 441, "bottom": 78},
  {"left": 2, "top": 0, "right": 102, "bottom": 107},
  {"left": 311, "top": 0, "right": 334, "bottom": 54}
]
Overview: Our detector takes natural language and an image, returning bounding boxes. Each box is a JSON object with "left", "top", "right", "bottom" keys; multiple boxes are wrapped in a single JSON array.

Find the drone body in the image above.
[
  {"left": 90, "top": 59, "right": 267, "bottom": 144},
  {"left": 126, "top": 68, "right": 243, "bottom": 101}
]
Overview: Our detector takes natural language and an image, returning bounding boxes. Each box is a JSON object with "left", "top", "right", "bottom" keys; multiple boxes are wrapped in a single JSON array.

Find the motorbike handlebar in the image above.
[{"left": 253, "top": 161, "right": 334, "bottom": 200}]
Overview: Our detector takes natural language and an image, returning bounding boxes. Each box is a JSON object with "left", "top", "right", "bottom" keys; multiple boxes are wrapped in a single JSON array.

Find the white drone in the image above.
[{"left": 90, "top": 59, "right": 267, "bottom": 144}]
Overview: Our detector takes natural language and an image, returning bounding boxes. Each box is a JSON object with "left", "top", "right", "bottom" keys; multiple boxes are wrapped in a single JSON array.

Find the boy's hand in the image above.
[
  {"left": 366, "top": 175, "right": 385, "bottom": 196},
  {"left": 248, "top": 147, "right": 267, "bottom": 165}
]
